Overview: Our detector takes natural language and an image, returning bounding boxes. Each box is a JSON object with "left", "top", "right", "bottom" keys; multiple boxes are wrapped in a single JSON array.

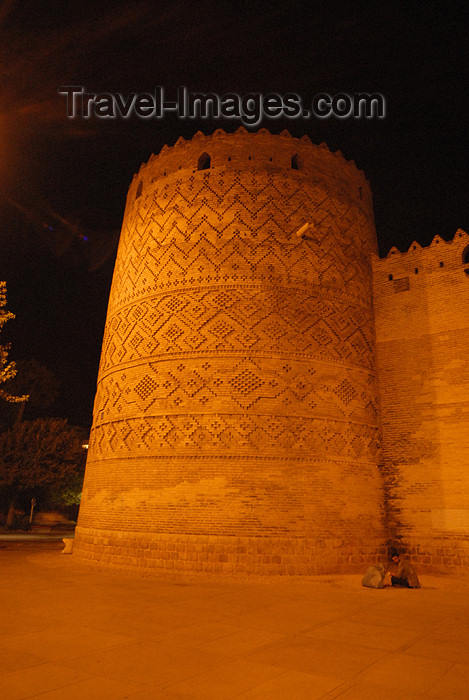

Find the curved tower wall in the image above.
[{"left": 74, "top": 129, "right": 385, "bottom": 574}]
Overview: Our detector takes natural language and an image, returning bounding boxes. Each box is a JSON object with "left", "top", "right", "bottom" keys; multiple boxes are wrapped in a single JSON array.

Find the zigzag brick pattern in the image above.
[{"left": 74, "top": 129, "right": 386, "bottom": 574}]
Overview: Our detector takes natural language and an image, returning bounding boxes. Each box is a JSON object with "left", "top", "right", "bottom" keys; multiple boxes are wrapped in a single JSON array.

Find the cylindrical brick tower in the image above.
[{"left": 74, "top": 128, "right": 385, "bottom": 574}]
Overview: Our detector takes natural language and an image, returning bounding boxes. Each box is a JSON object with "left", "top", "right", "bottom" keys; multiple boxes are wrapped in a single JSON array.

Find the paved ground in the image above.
[
  {"left": 0, "top": 534, "right": 71, "bottom": 542},
  {"left": 1, "top": 542, "right": 469, "bottom": 699}
]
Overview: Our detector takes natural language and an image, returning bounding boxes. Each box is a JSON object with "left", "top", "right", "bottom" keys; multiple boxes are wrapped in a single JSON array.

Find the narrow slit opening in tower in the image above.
[
  {"left": 291, "top": 154, "right": 303, "bottom": 170},
  {"left": 197, "top": 152, "right": 211, "bottom": 170}
]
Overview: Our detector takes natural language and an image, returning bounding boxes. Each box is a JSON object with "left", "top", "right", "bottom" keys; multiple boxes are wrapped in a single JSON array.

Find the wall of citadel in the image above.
[
  {"left": 373, "top": 229, "right": 469, "bottom": 573},
  {"left": 75, "top": 129, "right": 386, "bottom": 574}
]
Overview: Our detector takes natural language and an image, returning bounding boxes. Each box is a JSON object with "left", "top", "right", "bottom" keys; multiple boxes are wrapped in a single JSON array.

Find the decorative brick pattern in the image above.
[{"left": 74, "top": 129, "right": 385, "bottom": 574}]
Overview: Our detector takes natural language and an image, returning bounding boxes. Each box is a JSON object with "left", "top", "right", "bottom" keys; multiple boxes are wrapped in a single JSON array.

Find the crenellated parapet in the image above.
[
  {"left": 127, "top": 127, "right": 373, "bottom": 218},
  {"left": 372, "top": 229, "right": 469, "bottom": 293}
]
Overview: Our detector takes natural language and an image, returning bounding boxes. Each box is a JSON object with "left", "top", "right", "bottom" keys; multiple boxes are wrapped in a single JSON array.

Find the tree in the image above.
[
  {"left": 2, "top": 359, "right": 59, "bottom": 426},
  {"left": 0, "top": 282, "right": 28, "bottom": 407},
  {"left": 0, "top": 418, "right": 87, "bottom": 527}
]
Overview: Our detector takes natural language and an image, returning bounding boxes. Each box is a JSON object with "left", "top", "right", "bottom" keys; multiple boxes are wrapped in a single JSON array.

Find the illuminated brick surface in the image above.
[
  {"left": 74, "top": 129, "right": 386, "bottom": 573},
  {"left": 76, "top": 131, "right": 469, "bottom": 575},
  {"left": 373, "top": 229, "right": 469, "bottom": 573}
]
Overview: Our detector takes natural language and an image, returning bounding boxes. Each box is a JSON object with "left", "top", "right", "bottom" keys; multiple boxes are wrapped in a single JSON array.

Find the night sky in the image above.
[{"left": 0, "top": 0, "right": 467, "bottom": 427}]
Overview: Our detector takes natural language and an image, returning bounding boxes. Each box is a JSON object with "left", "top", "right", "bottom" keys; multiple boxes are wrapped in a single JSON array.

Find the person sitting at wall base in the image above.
[{"left": 384, "top": 549, "right": 420, "bottom": 588}]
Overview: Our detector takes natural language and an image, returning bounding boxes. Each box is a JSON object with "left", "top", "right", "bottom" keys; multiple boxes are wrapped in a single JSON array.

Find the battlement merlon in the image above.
[
  {"left": 372, "top": 229, "right": 469, "bottom": 280},
  {"left": 123, "top": 127, "right": 373, "bottom": 215}
]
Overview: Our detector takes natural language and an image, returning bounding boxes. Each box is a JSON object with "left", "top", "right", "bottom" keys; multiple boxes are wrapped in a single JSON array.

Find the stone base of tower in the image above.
[{"left": 73, "top": 526, "right": 385, "bottom": 576}]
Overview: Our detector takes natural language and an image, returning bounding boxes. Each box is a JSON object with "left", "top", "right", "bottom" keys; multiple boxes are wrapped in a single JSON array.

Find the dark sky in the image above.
[{"left": 0, "top": 0, "right": 467, "bottom": 426}]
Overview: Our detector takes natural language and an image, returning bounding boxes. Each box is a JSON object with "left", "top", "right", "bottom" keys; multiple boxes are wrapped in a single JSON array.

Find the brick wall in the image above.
[{"left": 373, "top": 229, "right": 469, "bottom": 573}]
